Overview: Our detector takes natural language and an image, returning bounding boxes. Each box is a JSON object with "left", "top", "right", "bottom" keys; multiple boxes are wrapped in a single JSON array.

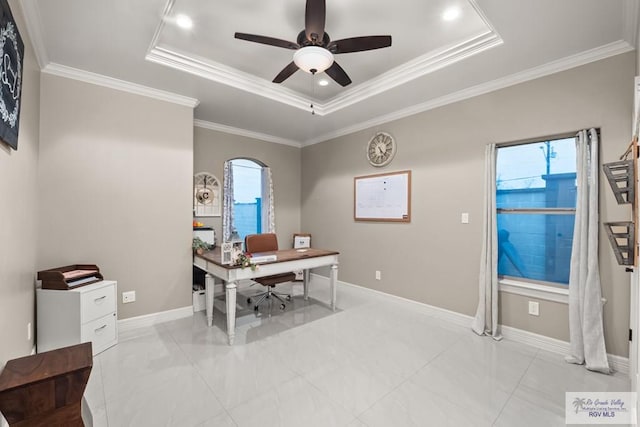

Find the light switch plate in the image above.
[{"left": 461, "top": 213, "right": 469, "bottom": 224}]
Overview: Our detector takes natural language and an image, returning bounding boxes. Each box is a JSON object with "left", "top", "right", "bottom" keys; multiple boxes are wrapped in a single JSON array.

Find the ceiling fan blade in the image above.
[
  {"left": 235, "top": 32, "right": 299, "bottom": 50},
  {"left": 273, "top": 62, "right": 300, "bottom": 83},
  {"left": 328, "top": 36, "right": 392, "bottom": 54},
  {"left": 305, "top": 0, "right": 326, "bottom": 44},
  {"left": 325, "top": 61, "right": 352, "bottom": 87}
]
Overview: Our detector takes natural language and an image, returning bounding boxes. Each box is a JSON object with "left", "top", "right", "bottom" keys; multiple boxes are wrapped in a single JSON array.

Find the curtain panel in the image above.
[
  {"left": 472, "top": 143, "right": 502, "bottom": 340},
  {"left": 565, "top": 129, "right": 610, "bottom": 373}
]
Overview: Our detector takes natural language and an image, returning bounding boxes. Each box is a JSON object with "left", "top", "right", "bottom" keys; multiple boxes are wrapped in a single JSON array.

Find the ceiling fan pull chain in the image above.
[{"left": 311, "top": 70, "right": 316, "bottom": 115}]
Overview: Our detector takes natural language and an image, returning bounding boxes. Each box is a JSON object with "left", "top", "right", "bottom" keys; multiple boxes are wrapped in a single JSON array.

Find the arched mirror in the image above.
[{"left": 222, "top": 158, "right": 275, "bottom": 242}]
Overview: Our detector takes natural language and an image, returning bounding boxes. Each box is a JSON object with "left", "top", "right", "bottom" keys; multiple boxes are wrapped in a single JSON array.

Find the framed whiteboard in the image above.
[{"left": 354, "top": 170, "right": 411, "bottom": 222}]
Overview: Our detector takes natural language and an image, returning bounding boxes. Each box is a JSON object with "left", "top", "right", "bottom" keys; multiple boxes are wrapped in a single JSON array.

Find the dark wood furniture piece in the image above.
[
  {"left": 37, "top": 265, "right": 103, "bottom": 290},
  {"left": 0, "top": 342, "right": 93, "bottom": 426}
]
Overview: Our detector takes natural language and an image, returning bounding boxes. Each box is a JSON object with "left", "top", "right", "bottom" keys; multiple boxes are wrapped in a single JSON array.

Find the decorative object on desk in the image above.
[
  {"left": 367, "top": 132, "right": 396, "bottom": 167},
  {"left": 235, "top": 252, "right": 257, "bottom": 271},
  {"left": 192, "top": 236, "right": 209, "bottom": 255},
  {"left": 293, "top": 233, "right": 311, "bottom": 281},
  {"left": 221, "top": 241, "right": 233, "bottom": 265},
  {"left": 37, "top": 264, "right": 104, "bottom": 290},
  {"left": 0, "top": 0, "right": 24, "bottom": 151},
  {"left": 230, "top": 229, "right": 243, "bottom": 264},
  {"left": 193, "top": 172, "right": 221, "bottom": 217},
  {"left": 221, "top": 229, "right": 243, "bottom": 265}
]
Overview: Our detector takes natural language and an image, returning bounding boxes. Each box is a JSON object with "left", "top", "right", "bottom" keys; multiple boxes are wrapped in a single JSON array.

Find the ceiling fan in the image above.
[{"left": 234, "top": 0, "right": 392, "bottom": 87}]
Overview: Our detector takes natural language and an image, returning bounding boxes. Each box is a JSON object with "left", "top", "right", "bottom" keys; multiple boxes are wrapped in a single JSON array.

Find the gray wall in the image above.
[
  {"left": 301, "top": 52, "right": 634, "bottom": 357},
  {"left": 0, "top": 0, "right": 41, "bottom": 367},
  {"left": 37, "top": 74, "right": 194, "bottom": 320},
  {"left": 193, "top": 126, "right": 302, "bottom": 249}
]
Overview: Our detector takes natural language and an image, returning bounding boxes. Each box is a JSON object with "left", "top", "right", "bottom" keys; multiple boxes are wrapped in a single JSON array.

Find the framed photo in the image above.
[{"left": 0, "top": 0, "right": 23, "bottom": 150}]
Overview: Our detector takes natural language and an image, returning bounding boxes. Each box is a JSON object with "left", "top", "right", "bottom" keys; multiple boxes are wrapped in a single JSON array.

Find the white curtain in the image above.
[
  {"left": 261, "top": 167, "right": 276, "bottom": 233},
  {"left": 222, "top": 160, "right": 234, "bottom": 242},
  {"left": 472, "top": 143, "right": 502, "bottom": 340},
  {"left": 565, "top": 129, "right": 610, "bottom": 373}
]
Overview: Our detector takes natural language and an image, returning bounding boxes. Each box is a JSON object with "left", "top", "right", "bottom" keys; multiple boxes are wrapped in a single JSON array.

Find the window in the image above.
[{"left": 496, "top": 137, "right": 576, "bottom": 286}]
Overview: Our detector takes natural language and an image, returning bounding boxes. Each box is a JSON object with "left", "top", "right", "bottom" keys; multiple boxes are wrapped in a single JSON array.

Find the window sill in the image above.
[{"left": 499, "top": 278, "right": 569, "bottom": 304}]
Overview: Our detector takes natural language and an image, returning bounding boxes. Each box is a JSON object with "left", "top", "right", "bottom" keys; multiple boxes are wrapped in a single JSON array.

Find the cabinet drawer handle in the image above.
[
  {"left": 94, "top": 295, "right": 107, "bottom": 303},
  {"left": 95, "top": 324, "right": 107, "bottom": 333}
]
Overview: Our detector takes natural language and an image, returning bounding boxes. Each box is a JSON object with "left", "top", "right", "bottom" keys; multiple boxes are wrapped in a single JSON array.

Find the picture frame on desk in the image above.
[{"left": 0, "top": 0, "right": 24, "bottom": 151}]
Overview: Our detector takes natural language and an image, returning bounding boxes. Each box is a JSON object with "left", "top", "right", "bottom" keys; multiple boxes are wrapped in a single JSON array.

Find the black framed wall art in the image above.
[{"left": 0, "top": 0, "right": 23, "bottom": 150}]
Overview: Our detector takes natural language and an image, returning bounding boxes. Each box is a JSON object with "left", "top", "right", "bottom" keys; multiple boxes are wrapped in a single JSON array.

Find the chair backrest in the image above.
[{"left": 245, "top": 233, "right": 279, "bottom": 253}]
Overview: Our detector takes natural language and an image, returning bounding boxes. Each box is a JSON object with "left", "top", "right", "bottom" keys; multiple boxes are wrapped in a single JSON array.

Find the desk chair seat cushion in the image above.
[{"left": 255, "top": 272, "right": 297, "bottom": 287}]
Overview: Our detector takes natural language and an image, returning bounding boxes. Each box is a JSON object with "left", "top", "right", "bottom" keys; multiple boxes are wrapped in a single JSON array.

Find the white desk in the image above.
[{"left": 194, "top": 247, "right": 339, "bottom": 345}]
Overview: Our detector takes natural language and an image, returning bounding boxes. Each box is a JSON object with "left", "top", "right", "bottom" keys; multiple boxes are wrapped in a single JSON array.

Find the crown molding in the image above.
[
  {"left": 146, "top": 46, "right": 317, "bottom": 114},
  {"left": 321, "top": 31, "right": 502, "bottom": 115},
  {"left": 146, "top": 32, "right": 501, "bottom": 117},
  {"left": 19, "top": 0, "right": 49, "bottom": 69},
  {"left": 42, "top": 63, "right": 200, "bottom": 108},
  {"left": 194, "top": 119, "right": 302, "bottom": 147},
  {"left": 303, "top": 40, "right": 634, "bottom": 146}
]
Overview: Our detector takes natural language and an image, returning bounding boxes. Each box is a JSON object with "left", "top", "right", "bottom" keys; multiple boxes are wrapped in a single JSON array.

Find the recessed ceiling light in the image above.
[
  {"left": 442, "top": 7, "right": 461, "bottom": 21},
  {"left": 318, "top": 79, "right": 329, "bottom": 87},
  {"left": 176, "top": 14, "right": 193, "bottom": 29}
]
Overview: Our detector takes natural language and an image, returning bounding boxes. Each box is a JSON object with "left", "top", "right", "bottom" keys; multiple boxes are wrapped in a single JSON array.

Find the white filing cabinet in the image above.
[{"left": 37, "top": 280, "right": 118, "bottom": 355}]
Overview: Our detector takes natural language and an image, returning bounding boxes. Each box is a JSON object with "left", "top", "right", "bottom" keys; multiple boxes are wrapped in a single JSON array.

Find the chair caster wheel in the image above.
[
  {"left": 286, "top": 295, "right": 291, "bottom": 301},
  {"left": 247, "top": 298, "right": 252, "bottom": 304},
  {"left": 254, "top": 305, "right": 259, "bottom": 311},
  {"left": 280, "top": 304, "right": 286, "bottom": 310}
]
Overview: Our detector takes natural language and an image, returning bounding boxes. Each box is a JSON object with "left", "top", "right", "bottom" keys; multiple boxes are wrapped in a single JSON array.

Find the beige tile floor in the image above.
[{"left": 84, "top": 280, "right": 631, "bottom": 426}]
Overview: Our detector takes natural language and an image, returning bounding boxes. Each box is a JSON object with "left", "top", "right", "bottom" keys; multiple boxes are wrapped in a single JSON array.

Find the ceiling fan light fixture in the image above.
[{"left": 293, "top": 46, "right": 334, "bottom": 74}]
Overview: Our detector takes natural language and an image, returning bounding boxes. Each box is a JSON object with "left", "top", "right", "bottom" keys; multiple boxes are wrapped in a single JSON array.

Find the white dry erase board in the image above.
[{"left": 354, "top": 170, "right": 411, "bottom": 222}]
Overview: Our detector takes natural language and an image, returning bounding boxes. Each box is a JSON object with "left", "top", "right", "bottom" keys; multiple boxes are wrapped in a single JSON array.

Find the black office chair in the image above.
[{"left": 244, "top": 233, "right": 296, "bottom": 311}]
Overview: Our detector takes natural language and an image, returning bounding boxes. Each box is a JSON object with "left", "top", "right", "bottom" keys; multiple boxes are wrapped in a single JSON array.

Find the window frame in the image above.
[{"left": 495, "top": 132, "right": 578, "bottom": 304}]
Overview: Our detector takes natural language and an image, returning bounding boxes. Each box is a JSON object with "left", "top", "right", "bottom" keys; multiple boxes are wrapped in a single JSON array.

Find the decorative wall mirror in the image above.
[{"left": 194, "top": 172, "right": 221, "bottom": 217}]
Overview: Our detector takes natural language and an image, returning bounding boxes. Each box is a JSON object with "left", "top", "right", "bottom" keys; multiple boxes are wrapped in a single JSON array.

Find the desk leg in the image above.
[
  {"left": 225, "top": 281, "right": 237, "bottom": 345},
  {"left": 205, "top": 274, "right": 214, "bottom": 327},
  {"left": 303, "top": 269, "right": 310, "bottom": 301},
  {"left": 330, "top": 264, "right": 338, "bottom": 311}
]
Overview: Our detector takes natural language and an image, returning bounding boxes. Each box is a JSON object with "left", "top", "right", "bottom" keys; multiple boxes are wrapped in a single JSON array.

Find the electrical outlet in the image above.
[
  {"left": 375, "top": 270, "right": 381, "bottom": 280},
  {"left": 528, "top": 301, "right": 539, "bottom": 316},
  {"left": 122, "top": 291, "right": 136, "bottom": 304},
  {"left": 461, "top": 213, "right": 469, "bottom": 224},
  {"left": 27, "top": 322, "right": 31, "bottom": 341}
]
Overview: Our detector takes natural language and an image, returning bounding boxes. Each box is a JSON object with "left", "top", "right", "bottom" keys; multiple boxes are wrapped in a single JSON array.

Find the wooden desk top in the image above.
[{"left": 195, "top": 247, "right": 339, "bottom": 268}]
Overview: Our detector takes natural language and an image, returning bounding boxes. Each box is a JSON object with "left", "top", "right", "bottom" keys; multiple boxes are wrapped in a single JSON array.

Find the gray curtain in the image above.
[
  {"left": 565, "top": 129, "right": 610, "bottom": 373},
  {"left": 222, "top": 160, "right": 234, "bottom": 242},
  {"left": 471, "top": 143, "right": 502, "bottom": 340},
  {"left": 261, "top": 167, "right": 276, "bottom": 233}
]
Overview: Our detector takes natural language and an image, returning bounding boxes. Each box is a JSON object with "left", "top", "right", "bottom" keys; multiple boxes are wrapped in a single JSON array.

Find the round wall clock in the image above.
[
  {"left": 193, "top": 172, "right": 221, "bottom": 217},
  {"left": 367, "top": 132, "right": 396, "bottom": 167}
]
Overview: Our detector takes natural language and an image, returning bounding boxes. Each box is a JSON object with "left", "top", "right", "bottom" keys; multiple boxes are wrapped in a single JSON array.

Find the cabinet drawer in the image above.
[
  {"left": 81, "top": 284, "right": 115, "bottom": 323},
  {"left": 81, "top": 313, "right": 117, "bottom": 355}
]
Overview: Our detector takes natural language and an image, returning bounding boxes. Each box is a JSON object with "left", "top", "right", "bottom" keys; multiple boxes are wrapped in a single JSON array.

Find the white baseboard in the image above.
[
  {"left": 310, "top": 273, "right": 629, "bottom": 374},
  {"left": 118, "top": 306, "right": 193, "bottom": 333}
]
